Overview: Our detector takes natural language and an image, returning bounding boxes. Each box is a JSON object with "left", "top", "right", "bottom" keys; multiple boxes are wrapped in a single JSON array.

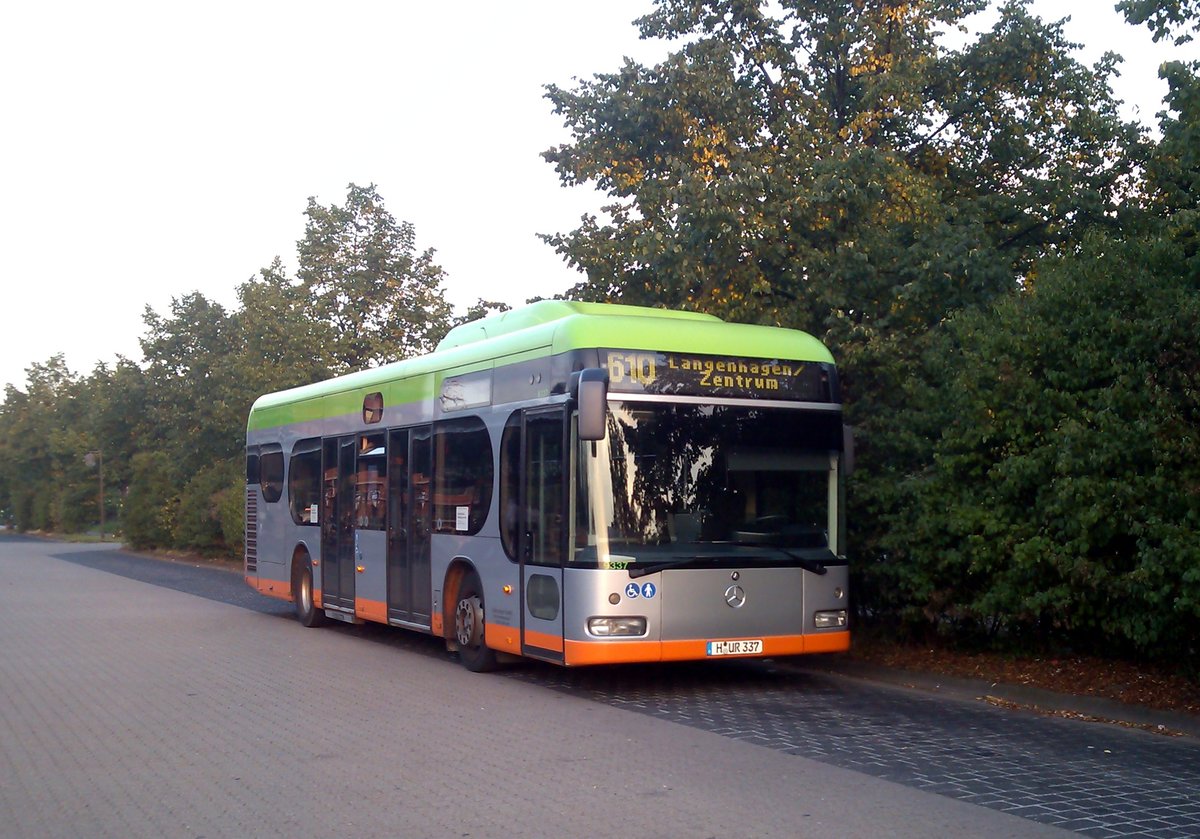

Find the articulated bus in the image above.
[{"left": 245, "top": 300, "right": 851, "bottom": 670}]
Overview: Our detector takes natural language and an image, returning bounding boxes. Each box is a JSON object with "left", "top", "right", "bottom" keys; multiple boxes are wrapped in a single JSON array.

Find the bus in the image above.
[{"left": 244, "top": 300, "right": 851, "bottom": 670}]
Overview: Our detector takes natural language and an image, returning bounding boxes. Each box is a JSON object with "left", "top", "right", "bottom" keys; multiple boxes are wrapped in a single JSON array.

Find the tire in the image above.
[
  {"left": 454, "top": 571, "right": 498, "bottom": 672},
  {"left": 292, "top": 555, "right": 326, "bottom": 628}
]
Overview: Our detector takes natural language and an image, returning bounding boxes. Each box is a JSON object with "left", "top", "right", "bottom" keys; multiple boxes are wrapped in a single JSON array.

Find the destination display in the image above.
[{"left": 603, "top": 349, "right": 833, "bottom": 402}]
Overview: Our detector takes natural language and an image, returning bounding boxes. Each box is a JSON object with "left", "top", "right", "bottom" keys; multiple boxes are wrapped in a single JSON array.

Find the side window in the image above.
[
  {"left": 356, "top": 433, "right": 387, "bottom": 530},
  {"left": 246, "top": 446, "right": 260, "bottom": 484},
  {"left": 499, "top": 413, "right": 521, "bottom": 559},
  {"left": 363, "top": 392, "right": 383, "bottom": 424},
  {"left": 260, "top": 445, "right": 284, "bottom": 503},
  {"left": 288, "top": 439, "right": 322, "bottom": 525},
  {"left": 433, "top": 416, "right": 493, "bottom": 535}
]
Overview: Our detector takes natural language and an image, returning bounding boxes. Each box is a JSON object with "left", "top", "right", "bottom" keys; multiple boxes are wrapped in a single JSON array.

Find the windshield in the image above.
[{"left": 574, "top": 402, "right": 842, "bottom": 566}]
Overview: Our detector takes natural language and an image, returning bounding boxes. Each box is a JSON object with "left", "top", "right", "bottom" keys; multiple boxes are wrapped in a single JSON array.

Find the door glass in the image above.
[
  {"left": 336, "top": 437, "right": 357, "bottom": 606},
  {"left": 386, "top": 429, "right": 409, "bottom": 616},
  {"left": 356, "top": 433, "right": 387, "bottom": 530},
  {"left": 320, "top": 438, "right": 340, "bottom": 600},
  {"left": 410, "top": 426, "right": 433, "bottom": 620},
  {"left": 525, "top": 412, "right": 564, "bottom": 566},
  {"left": 384, "top": 426, "right": 432, "bottom": 625}
]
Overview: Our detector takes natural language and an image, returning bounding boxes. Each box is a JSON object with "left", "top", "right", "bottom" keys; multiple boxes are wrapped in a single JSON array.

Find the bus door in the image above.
[
  {"left": 519, "top": 407, "right": 568, "bottom": 661},
  {"left": 320, "top": 436, "right": 357, "bottom": 612},
  {"left": 386, "top": 425, "right": 433, "bottom": 627}
]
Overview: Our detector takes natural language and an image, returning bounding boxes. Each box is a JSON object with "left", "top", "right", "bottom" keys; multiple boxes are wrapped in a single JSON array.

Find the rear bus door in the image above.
[
  {"left": 386, "top": 425, "right": 433, "bottom": 627},
  {"left": 319, "top": 436, "right": 356, "bottom": 612}
]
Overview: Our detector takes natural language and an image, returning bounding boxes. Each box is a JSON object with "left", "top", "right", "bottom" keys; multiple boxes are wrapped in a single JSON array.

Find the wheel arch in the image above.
[
  {"left": 289, "top": 541, "right": 316, "bottom": 603},
  {"left": 441, "top": 556, "right": 477, "bottom": 648}
]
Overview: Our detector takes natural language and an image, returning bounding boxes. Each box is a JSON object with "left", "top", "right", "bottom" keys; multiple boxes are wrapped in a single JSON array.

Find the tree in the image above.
[
  {"left": 1131, "top": 0, "right": 1200, "bottom": 267},
  {"left": 0, "top": 183, "right": 458, "bottom": 552},
  {"left": 0, "top": 357, "right": 90, "bottom": 532},
  {"left": 139, "top": 292, "right": 242, "bottom": 481},
  {"left": 0, "top": 356, "right": 144, "bottom": 535},
  {"left": 848, "top": 0, "right": 1200, "bottom": 652},
  {"left": 543, "top": 0, "right": 1139, "bottom": 342},
  {"left": 228, "top": 258, "right": 335, "bottom": 403},
  {"left": 1118, "top": 0, "right": 1200, "bottom": 43},
  {"left": 542, "top": 0, "right": 1144, "bottom": 624},
  {"left": 0, "top": 383, "right": 38, "bottom": 530},
  {"left": 455, "top": 298, "right": 513, "bottom": 327},
  {"left": 297, "top": 183, "right": 454, "bottom": 371}
]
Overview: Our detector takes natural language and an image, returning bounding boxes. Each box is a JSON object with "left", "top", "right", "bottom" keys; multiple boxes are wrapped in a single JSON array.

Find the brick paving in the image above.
[
  {"left": 2, "top": 538, "right": 1060, "bottom": 839},
  {"left": 27, "top": 540, "right": 1200, "bottom": 837},
  {"left": 523, "top": 662, "right": 1200, "bottom": 838}
]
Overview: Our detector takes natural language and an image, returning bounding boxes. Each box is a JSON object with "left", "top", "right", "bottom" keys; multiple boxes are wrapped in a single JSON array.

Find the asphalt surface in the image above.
[{"left": 7, "top": 536, "right": 1200, "bottom": 838}]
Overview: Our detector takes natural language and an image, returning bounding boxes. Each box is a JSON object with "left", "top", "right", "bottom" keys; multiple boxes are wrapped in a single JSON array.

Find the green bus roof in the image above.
[
  {"left": 248, "top": 300, "right": 834, "bottom": 431},
  {"left": 436, "top": 300, "right": 722, "bottom": 350}
]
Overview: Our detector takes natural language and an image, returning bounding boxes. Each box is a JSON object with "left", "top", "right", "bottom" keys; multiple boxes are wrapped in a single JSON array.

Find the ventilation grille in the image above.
[{"left": 244, "top": 487, "right": 258, "bottom": 573}]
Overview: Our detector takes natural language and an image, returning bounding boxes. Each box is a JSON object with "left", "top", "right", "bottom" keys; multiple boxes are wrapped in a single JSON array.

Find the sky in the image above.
[{"left": 0, "top": 0, "right": 1195, "bottom": 393}]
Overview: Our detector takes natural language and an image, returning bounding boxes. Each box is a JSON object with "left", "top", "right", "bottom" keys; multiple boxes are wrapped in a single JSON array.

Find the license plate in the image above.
[{"left": 706, "top": 639, "right": 763, "bottom": 656}]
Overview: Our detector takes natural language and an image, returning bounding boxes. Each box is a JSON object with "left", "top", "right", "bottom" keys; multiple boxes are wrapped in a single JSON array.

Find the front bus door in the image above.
[
  {"left": 320, "top": 436, "right": 356, "bottom": 612},
  {"left": 386, "top": 425, "right": 432, "bottom": 627},
  {"left": 519, "top": 407, "right": 568, "bottom": 661}
]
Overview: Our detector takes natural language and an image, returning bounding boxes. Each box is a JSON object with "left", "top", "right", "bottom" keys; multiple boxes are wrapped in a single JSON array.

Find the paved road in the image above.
[{"left": 3, "top": 537, "right": 1198, "bottom": 838}]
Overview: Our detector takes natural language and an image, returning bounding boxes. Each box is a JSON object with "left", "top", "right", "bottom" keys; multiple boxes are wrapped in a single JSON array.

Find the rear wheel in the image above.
[
  {"left": 292, "top": 555, "right": 326, "bottom": 627},
  {"left": 454, "top": 571, "right": 498, "bottom": 672}
]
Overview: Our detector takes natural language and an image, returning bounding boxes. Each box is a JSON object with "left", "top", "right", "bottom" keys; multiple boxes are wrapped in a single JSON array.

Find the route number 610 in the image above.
[{"left": 607, "top": 352, "right": 658, "bottom": 386}]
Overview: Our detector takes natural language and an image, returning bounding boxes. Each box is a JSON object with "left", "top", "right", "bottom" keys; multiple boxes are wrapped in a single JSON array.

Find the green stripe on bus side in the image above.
[
  {"left": 248, "top": 374, "right": 435, "bottom": 431},
  {"left": 246, "top": 344, "right": 565, "bottom": 432}
]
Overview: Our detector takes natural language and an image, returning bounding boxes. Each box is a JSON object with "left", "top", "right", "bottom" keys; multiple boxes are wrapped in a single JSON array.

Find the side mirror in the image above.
[
  {"left": 572, "top": 368, "right": 608, "bottom": 441},
  {"left": 842, "top": 424, "right": 856, "bottom": 477}
]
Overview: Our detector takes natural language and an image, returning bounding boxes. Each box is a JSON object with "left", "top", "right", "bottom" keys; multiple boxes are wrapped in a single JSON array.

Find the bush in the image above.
[
  {"left": 867, "top": 235, "right": 1200, "bottom": 660},
  {"left": 29, "top": 487, "right": 52, "bottom": 532},
  {"left": 176, "top": 458, "right": 241, "bottom": 553},
  {"left": 54, "top": 481, "right": 93, "bottom": 533},
  {"left": 215, "top": 473, "right": 245, "bottom": 559},
  {"left": 10, "top": 487, "right": 36, "bottom": 532},
  {"left": 124, "top": 451, "right": 178, "bottom": 549}
]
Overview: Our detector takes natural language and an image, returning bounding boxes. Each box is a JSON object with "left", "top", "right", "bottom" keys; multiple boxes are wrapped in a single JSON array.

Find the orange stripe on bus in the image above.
[
  {"left": 486, "top": 625, "right": 521, "bottom": 655},
  {"left": 355, "top": 598, "right": 387, "bottom": 623},
  {"left": 563, "top": 631, "right": 851, "bottom": 666},
  {"left": 564, "top": 638, "right": 661, "bottom": 665},
  {"left": 522, "top": 627, "right": 565, "bottom": 653},
  {"left": 246, "top": 576, "right": 291, "bottom": 601},
  {"left": 804, "top": 630, "right": 851, "bottom": 654}
]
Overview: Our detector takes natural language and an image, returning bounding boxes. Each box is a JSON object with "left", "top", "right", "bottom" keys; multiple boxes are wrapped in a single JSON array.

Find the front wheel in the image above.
[
  {"left": 292, "top": 556, "right": 326, "bottom": 628},
  {"left": 454, "top": 571, "right": 498, "bottom": 672}
]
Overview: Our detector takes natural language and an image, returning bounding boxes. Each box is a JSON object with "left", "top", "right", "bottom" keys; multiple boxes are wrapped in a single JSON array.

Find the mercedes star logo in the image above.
[{"left": 724, "top": 584, "right": 746, "bottom": 608}]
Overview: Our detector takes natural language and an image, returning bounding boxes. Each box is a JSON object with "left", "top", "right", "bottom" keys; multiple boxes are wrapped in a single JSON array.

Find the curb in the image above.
[{"left": 781, "top": 654, "right": 1200, "bottom": 739}]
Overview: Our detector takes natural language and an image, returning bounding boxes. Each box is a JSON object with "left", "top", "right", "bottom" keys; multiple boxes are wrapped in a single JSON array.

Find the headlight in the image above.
[
  {"left": 587, "top": 616, "right": 647, "bottom": 637},
  {"left": 814, "top": 610, "right": 848, "bottom": 629}
]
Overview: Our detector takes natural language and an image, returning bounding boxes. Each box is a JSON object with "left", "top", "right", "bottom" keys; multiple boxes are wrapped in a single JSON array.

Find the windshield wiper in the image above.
[
  {"left": 625, "top": 546, "right": 829, "bottom": 579},
  {"left": 627, "top": 558, "right": 705, "bottom": 579},
  {"left": 725, "top": 542, "right": 829, "bottom": 576}
]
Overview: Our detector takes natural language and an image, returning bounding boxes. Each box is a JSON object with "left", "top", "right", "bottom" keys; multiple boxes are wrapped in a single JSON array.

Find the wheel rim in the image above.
[
  {"left": 299, "top": 570, "right": 312, "bottom": 613},
  {"left": 455, "top": 594, "right": 483, "bottom": 648}
]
